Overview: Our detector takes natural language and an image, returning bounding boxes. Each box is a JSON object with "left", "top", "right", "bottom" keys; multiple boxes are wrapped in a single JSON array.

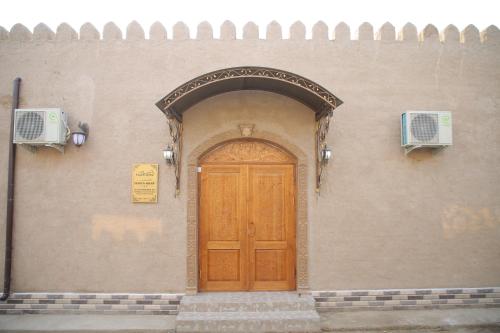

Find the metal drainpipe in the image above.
[{"left": 1, "top": 78, "right": 21, "bottom": 301}]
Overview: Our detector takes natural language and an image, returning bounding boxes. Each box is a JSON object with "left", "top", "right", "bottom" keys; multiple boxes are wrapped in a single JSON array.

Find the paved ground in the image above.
[
  {"left": 320, "top": 308, "right": 500, "bottom": 332},
  {"left": 0, "top": 314, "right": 176, "bottom": 332},
  {"left": 0, "top": 308, "right": 499, "bottom": 332}
]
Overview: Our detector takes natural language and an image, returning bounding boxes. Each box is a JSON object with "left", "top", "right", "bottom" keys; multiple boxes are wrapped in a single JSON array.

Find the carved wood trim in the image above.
[{"left": 200, "top": 139, "right": 296, "bottom": 164}]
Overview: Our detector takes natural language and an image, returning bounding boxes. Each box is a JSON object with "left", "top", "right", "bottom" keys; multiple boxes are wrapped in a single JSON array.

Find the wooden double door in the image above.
[{"left": 198, "top": 140, "right": 296, "bottom": 291}]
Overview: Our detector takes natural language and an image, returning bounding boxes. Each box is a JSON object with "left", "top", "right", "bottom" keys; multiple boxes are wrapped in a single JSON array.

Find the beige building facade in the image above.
[{"left": 0, "top": 20, "right": 499, "bottom": 314}]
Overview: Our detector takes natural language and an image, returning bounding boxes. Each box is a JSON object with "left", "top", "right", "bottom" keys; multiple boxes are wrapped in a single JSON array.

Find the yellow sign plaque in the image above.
[{"left": 132, "top": 164, "right": 158, "bottom": 203}]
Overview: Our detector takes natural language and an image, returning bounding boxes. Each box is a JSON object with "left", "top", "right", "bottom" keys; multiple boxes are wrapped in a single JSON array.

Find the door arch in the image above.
[
  {"left": 186, "top": 131, "right": 310, "bottom": 294},
  {"left": 198, "top": 139, "right": 296, "bottom": 291}
]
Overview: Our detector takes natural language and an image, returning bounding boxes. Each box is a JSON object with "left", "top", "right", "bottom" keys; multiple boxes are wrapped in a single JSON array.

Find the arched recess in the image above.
[
  {"left": 156, "top": 66, "right": 343, "bottom": 194},
  {"left": 186, "top": 131, "right": 310, "bottom": 294}
]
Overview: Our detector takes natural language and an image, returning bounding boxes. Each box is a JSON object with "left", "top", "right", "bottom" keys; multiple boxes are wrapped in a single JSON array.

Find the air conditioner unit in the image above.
[
  {"left": 401, "top": 111, "right": 452, "bottom": 151},
  {"left": 13, "top": 108, "right": 68, "bottom": 146}
]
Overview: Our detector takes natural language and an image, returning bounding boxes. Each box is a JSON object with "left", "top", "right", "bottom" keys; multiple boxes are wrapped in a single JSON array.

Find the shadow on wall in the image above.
[
  {"left": 405, "top": 148, "right": 436, "bottom": 161},
  {"left": 441, "top": 205, "right": 500, "bottom": 239},
  {"left": 91, "top": 214, "right": 162, "bottom": 242}
]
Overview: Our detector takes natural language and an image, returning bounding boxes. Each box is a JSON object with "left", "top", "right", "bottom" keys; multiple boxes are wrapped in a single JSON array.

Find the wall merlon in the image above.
[
  {"left": 173, "top": 21, "right": 189, "bottom": 40},
  {"left": 126, "top": 21, "right": 145, "bottom": 40},
  {"left": 289, "top": 21, "right": 305, "bottom": 40},
  {"left": 0, "top": 26, "right": 8, "bottom": 40},
  {"left": 398, "top": 22, "right": 418, "bottom": 42},
  {"left": 420, "top": 24, "right": 439, "bottom": 42},
  {"left": 80, "top": 22, "right": 100, "bottom": 40},
  {"left": 312, "top": 21, "right": 328, "bottom": 40},
  {"left": 358, "top": 22, "right": 374, "bottom": 41},
  {"left": 481, "top": 25, "right": 500, "bottom": 45},
  {"left": 33, "top": 23, "right": 54, "bottom": 41},
  {"left": 376, "top": 22, "right": 395, "bottom": 41},
  {"left": 197, "top": 21, "right": 213, "bottom": 40},
  {"left": 56, "top": 23, "right": 77, "bottom": 41},
  {"left": 103, "top": 22, "right": 122, "bottom": 40},
  {"left": 9, "top": 23, "right": 32, "bottom": 41},
  {"left": 266, "top": 21, "right": 282, "bottom": 40},
  {"left": 149, "top": 22, "right": 167, "bottom": 40},
  {"left": 220, "top": 20, "right": 236, "bottom": 40},
  {"left": 462, "top": 24, "right": 480, "bottom": 45},
  {"left": 0, "top": 21, "right": 498, "bottom": 46},
  {"left": 442, "top": 24, "right": 460, "bottom": 44},
  {"left": 243, "top": 22, "right": 259, "bottom": 40},
  {"left": 334, "top": 22, "right": 350, "bottom": 42}
]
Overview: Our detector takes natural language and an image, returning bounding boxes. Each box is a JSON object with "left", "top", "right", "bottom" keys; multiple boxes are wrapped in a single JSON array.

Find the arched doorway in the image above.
[
  {"left": 156, "top": 66, "right": 344, "bottom": 294},
  {"left": 198, "top": 139, "right": 297, "bottom": 291}
]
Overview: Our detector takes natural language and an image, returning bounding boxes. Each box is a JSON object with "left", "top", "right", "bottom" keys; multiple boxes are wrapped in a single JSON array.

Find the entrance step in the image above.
[{"left": 176, "top": 292, "right": 321, "bottom": 333}]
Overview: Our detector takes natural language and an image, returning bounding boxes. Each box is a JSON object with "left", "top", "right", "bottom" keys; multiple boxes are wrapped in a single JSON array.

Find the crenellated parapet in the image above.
[{"left": 0, "top": 21, "right": 498, "bottom": 45}]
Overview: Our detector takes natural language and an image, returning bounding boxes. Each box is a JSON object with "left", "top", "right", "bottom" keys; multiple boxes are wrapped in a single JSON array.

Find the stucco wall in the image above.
[{"left": 0, "top": 21, "right": 499, "bottom": 292}]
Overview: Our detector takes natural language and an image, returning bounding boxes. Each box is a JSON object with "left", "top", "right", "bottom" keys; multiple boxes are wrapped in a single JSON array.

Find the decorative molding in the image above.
[
  {"left": 239, "top": 124, "right": 255, "bottom": 137},
  {"left": 200, "top": 140, "right": 294, "bottom": 164},
  {"left": 186, "top": 131, "right": 310, "bottom": 293}
]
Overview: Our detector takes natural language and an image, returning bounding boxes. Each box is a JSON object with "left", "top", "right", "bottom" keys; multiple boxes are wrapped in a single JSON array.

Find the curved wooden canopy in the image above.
[{"left": 155, "top": 66, "right": 343, "bottom": 121}]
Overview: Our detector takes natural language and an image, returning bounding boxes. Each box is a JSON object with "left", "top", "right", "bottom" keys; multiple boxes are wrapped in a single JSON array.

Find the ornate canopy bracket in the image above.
[
  {"left": 315, "top": 105, "right": 334, "bottom": 193},
  {"left": 167, "top": 117, "right": 182, "bottom": 197},
  {"left": 156, "top": 67, "right": 343, "bottom": 195}
]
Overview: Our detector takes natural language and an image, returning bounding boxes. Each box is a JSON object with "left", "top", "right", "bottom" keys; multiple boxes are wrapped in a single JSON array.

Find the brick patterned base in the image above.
[
  {"left": 312, "top": 287, "right": 500, "bottom": 312},
  {"left": 1, "top": 288, "right": 499, "bottom": 315},
  {"left": 0, "top": 293, "right": 182, "bottom": 315}
]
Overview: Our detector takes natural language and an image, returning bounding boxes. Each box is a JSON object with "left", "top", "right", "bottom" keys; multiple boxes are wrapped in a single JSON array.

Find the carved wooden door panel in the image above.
[
  {"left": 248, "top": 165, "right": 296, "bottom": 291},
  {"left": 199, "top": 140, "right": 296, "bottom": 291},
  {"left": 199, "top": 165, "right": 248, "bottom": 291}
]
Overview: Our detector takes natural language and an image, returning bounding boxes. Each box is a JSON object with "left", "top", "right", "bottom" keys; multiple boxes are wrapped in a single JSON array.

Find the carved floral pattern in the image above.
[{"left": 201, "top": 141, "right": 295, "bottom": 164}]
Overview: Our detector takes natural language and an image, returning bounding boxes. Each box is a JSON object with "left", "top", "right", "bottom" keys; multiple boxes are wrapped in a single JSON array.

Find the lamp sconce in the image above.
[
  {"left": 71, "top": 122, "right": 89, "bottom": 147},
  {"left": 163, "top": 145, "right": 175, "bottom": 164},
  {"left": 321, "top": 146, "right": 332, "bottom": 163}
]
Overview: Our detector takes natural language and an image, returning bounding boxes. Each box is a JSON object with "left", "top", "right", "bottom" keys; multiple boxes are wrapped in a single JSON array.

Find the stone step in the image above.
[
  {"left": 176, "top": 310, "right": 320, "bottom": 333},
  {"left": 176, "top": 292, "right": 320, "bottom": 333},
  {"left": 180, "top": 292, "right": 315, "bottom": 312}
]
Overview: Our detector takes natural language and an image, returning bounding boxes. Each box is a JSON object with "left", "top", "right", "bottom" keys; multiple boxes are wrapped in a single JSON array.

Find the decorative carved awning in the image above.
[
  {"left": 155, "top": 66, "right": 343, "bottom": 121},
  {"left": 155, "top": 66, "right": 343, "bottom": 195}
]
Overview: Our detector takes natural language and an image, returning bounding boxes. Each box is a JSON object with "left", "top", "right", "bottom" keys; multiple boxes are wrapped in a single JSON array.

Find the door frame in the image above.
[{"left": 185, "top": 131, "right": 310, "bottom": 294}]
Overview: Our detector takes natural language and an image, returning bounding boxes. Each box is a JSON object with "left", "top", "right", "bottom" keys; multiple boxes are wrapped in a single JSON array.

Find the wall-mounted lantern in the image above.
[
  {"left": 162, "top": 145, "right": 175, "bottom": 164},
  {"left": 321, "top": 146, "right": 332, "bottom": 163},
  {"left": 71, "top": 122, "right": 89, "bottom": 147}
]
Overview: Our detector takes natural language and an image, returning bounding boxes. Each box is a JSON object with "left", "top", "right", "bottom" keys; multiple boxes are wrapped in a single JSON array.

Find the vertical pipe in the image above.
[{"left": 1, "top": 77, "right": 21, "bottom": 301}]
